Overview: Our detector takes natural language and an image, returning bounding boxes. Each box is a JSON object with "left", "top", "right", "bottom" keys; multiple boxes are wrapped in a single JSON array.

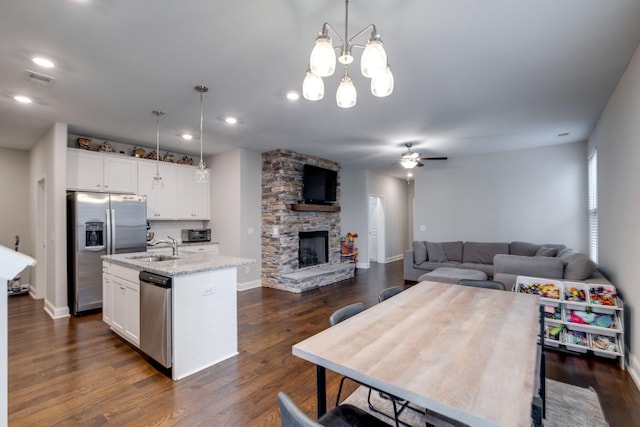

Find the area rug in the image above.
[{"left": 341, "top": 379, "right": 609, "bottom": 426}]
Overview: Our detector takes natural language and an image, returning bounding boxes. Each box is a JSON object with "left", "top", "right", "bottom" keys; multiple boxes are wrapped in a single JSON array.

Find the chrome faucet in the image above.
[
  {"left": 148, "top": 236, "right": 179, "bottom": 256},
  {"left": 167, "top": 236, "right": 178, "bottom": 256}
]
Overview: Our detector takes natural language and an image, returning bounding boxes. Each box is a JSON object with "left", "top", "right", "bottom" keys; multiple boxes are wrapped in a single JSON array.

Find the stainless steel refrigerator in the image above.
[{"left": 67, "top": 192, "right": 147, "bottom": 315}]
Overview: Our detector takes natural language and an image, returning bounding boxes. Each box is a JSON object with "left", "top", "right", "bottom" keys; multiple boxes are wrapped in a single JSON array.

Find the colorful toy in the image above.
[
  {"left": 517, "top": 281, "right": 560, "bottom": 299},
  {"left": 564, "top": 287, "right": 586, "bottom": 302},
  {"left": 589, "top": 285, "right": 617, "bottom": 306}
]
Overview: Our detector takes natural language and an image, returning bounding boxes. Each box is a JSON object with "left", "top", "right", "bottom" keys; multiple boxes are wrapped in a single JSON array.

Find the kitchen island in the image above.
[{"left": 102, "top": 251, "right": 255, "bottom": 380}]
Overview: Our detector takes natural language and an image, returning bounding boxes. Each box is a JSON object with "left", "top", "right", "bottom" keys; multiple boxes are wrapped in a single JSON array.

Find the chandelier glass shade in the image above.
[
  {"left": 400, "top": 158, "right": 418, "bottom": 169},
  {"left": 194, "top": 85, "right": 210, "bottom": 184},
  {"left": 303, "top": 0, "right": 393, "bottom": 108},
  {"left": 151, "top": 110, "right": 164, "bottom": 190}
]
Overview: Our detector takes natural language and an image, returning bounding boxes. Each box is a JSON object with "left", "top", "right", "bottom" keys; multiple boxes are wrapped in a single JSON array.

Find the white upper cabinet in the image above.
[
  {"left": 67, "top": 149, "right": 137, "bottom": 194},
  {"left": 176, "top": 165, "right": 211, "bottom": 220},
  {"left": 137, "top": 161, "right": 178, "bottom": 220}
]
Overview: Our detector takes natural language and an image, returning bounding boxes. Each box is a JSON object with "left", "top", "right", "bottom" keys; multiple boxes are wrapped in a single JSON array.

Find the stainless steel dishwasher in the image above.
[{"left": 139, "top": 271, "right": 172, "bottom": 368}]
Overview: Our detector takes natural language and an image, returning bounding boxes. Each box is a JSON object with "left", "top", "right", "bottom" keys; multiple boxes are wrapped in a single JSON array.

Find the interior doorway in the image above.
[{"left": 368, "top": 196, "right": 385, "bottom": 263}]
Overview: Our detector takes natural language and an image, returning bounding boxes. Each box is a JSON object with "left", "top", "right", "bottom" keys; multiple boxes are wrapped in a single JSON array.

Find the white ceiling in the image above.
[{"left": 1, "top": 0, "right": 640, "bottom": 178}]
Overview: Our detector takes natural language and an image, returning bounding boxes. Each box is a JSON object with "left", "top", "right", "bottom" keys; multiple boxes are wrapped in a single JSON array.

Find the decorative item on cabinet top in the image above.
[{"left": 70, "top": 135, "right": 194, "bottom": 163}]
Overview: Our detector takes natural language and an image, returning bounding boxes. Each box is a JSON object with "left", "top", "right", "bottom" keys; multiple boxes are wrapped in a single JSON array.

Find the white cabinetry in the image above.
[
  {"left": 67, "top": 149, "right": 137, "bottom": 193},
  {"left": 176, "top": 165, "right": 210, "bottom": 220},
  {"left": 102, "top": 262, "right": 112, "bottom": 326},
  {"left": 108, "top": 263, "right": 140, "bottom": 347},
  {"left": 137, "top": 161, "right": 177, "bottom": 220},
  {"left": 180, "top": 243, "right": 219, "bottom": 255}
]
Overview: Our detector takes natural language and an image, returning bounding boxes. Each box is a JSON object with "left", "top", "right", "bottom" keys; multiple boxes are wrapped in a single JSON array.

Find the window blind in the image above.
[{"left": 588, "top": 150, "right": 598, "bottom": 263}]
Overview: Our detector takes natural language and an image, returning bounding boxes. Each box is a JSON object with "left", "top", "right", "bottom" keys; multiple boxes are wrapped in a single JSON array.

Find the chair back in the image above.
[
  {"left": 457, "top": 279, "right": 506, "bottom": 291},
  {"left": 378, "top": 286, "right": 403, "bottom": 302},
  {"left": 278, "top": 392, "right": 323, "bottom": 427},
  {"left": 329, "top": 302, "right": 366, "bottom": 326}
]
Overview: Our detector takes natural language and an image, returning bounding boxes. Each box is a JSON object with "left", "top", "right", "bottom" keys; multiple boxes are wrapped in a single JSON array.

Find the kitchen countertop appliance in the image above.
[
  {"left": 139, "top": 271, "right": 172, "bottom": 369},
  {"left": 181, "top": 228, "right": 210, "bottom": 243},
  {"left": 67, "top": 192, "right": 147, "bottom": 315}
]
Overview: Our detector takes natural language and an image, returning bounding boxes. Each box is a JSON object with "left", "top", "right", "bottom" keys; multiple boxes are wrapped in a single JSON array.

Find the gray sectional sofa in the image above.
[{"left": 404, "top": 240, "right": 608, "bottom": 290}]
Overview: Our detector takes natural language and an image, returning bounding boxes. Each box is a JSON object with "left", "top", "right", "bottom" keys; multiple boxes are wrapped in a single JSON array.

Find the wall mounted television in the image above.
[{"left": 302, "top": 164, "right": 337, "bottom": 205}]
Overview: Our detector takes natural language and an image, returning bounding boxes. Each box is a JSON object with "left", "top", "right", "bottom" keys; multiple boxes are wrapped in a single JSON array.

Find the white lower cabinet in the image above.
[
  {"left": 108, "top": 263, "right": 140, "bottom": 347},
  {"left": 102, "top": 262, "right": 112, "bottom": 326}
]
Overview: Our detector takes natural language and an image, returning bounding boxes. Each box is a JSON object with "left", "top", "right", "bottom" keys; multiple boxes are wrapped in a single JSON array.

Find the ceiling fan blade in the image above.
[
  {"left": 416, "top": 162, "right": 425, "bottom": 167},
  {"left": 419, "top": 156, "right": 448, "bottom": 161}
]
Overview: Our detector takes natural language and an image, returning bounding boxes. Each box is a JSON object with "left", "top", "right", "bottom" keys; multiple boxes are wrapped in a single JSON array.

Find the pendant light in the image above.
[
  {"left": 194, "top": 85, "right": 209, "bottom": 184},
  {"left": 151, "top": 110, "right": 164, "bottom": 189}
]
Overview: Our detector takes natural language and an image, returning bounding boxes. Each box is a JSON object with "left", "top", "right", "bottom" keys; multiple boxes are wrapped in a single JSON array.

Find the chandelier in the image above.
[
  {"left": 303, "top": 0, "right": 394, "bottom": 108},
  {"left": 194, "top": 85, "right": 209, "bottom": 184}
]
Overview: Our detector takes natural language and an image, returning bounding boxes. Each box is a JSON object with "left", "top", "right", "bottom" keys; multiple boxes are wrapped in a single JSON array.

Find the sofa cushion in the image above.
[
  {"left": 459, "top": 262, "right": 495, "bottom": 277},
  {"left": 463, "top": 242, "right": 510, "bottom": 264},
  {"left": 558, "top": 250, "right": 597, "bottom": 280},
  {"left": 426, "top": 242, "right": 448, "bottom": 262},
  {"left": 510, "top": 241, "right": 542, "bottom": 256},
  {"left": 442, "top": 241, "right": 464, "bottom": 262},
  {"left": 493, "top": 254, "right": 564, "bottom": 279},
  {"left": 413, "top": 241, "right": 428, "bottom": 264},
  {"left": 413, "top": 261, "right": 461, "bottom": 271},
  {"left": 535, "top": 246, "right": 558, "bottom": 257}
]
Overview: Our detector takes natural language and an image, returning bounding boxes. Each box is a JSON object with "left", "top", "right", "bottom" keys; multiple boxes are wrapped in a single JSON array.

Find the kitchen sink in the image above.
[{"left": 128, "top": 254, "right": 179, "bottom": 262}]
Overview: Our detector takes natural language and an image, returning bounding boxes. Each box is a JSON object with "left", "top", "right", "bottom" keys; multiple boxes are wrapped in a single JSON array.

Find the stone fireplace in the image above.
[{"left": 261, "top": 149, "right": 355, "bottom": 293}]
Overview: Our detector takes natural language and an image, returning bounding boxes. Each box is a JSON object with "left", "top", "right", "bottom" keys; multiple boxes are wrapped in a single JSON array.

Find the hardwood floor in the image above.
[{"left": 8, "top": 261, "right": 640, "bottom": 426}]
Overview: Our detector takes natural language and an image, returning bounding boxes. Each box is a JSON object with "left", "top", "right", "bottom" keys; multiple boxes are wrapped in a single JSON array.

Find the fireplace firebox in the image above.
[{"left": 299, "top": 231, "right": 329, "bottom": 268}]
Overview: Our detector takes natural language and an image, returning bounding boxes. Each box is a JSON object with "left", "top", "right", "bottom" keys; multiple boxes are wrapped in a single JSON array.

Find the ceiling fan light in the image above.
[
  {"left": 336, "top": 74, "right": 357, "bottom": 108},
  {"left": 303, "top": 71, "right": 324, "bottom": 101},
  {"left": 361, "top": 39, "right": 387, "bottom": 78},
  {"left": 401, "top": 158, "right": 417, "bottom": 169},
  {"left": 371, "top": 65, "right": 394, "bottom": 97},
  {"left": 309, "top": 35, "right": 336, "bottom": 77}
]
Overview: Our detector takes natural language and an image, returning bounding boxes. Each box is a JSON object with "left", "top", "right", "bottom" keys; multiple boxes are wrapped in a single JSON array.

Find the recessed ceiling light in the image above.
[
  {"left": 182, "top": 133, "right": 193, "bottom": 140},
  {"left": 14, "top": 95, "right": 32, "bottom": 104},
  {"left": 225, "top": 116, "right": 238, "bottom": 125},
  {"left": 32, "top": 57, "right": 54, "bottom": 68},
  {"left": 286, "top": 91, "right": 300, "bottom": 101}
]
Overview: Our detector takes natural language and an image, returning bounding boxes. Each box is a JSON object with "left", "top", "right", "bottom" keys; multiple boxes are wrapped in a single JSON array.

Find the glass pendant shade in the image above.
[
  {"left": 336, "top": 74, "right": 357, "bottom": 108},
  {"left": 401, "top": 158, "right": 417, "bottom": 169},
  {"left": 361, "top": 39, "right": 387, "bottom": 78},
  {"left": 151, "top": 173, "right": 164, "bottom": 189},
  {"left": 371, "top": 65, "right": 394, "bottom": 97},
  {"left": 310, "top": 36, "right": 336, "bottom": 77},
  {"left": 195, "top": 161, "right": 209, "bottom": 183},
  {"left": 303, "top": 71, "right": 324, "bottom": 101}
]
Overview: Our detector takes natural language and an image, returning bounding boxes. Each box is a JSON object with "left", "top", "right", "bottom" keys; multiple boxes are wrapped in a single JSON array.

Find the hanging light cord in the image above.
[{"left": 154, "top": 110, "right": 164, "bottom": 174}]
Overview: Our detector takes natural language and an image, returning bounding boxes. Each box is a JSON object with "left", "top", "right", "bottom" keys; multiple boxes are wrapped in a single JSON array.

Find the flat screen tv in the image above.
[{"left": 302, "top": 164, "right": 337, "bottom": 205}]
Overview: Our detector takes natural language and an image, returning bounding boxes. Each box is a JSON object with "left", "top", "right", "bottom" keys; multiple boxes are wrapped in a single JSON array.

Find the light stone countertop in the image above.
[{"left": 102, "top": 251, "right": 255, "bottom": 277}]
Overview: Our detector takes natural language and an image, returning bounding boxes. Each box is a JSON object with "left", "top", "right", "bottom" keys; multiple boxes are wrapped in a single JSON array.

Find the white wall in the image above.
[
  {"left": 30, "top": 122, "right": 69, "bottom": 316},
  {"left": 413, "top": 142, "right": 588, "bottom": 252},
  {"left": 588, "top": 42, "right": 640, "bottom": 385},
  {"left": 0, "top": 148, "right": 32, "bottom": 285},
  {"left": 209, "top": 148, "right": 261, "bottom": 288},
  {"left": 341, "top": 170, "right": 409, "bottom": 267}
]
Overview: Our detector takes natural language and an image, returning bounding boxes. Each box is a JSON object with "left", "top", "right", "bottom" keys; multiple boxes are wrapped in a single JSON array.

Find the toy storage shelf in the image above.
[{"left": 515, "top": 276, "right": 625, "bottom": 370}]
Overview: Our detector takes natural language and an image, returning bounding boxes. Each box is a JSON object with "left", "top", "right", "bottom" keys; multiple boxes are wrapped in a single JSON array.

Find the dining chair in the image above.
[
  {"left": 329, "top": 302, "right": 366, "bottom": 326},
  {"left": 456, "top": 279, "right": 506, "bottom": 290},
  {"left": 330, "top": 303, "right": 402, "bottom": 427},
  {"left": 278, "top": 391, "right": 392, "bottom": 427},
  {"left": 377, "top": 286, "right": 403, "bottom": 302}
]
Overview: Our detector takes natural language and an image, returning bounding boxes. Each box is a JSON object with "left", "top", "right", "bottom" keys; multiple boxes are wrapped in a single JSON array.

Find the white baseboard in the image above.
[
  {"left": 627, "top": 350, "right": 640, "bottom": 392},
  {"left": 44, "top": 300, "right": 70, "bottom": 319},
  {"left": 383, "top": 254, "right": 403, "bottom": 263},
  {"left": 237, "top": 279, "right": 261, "bottom": 292},
  {"left": 356, "top": 261, "right": 370, "bottom": 269}
]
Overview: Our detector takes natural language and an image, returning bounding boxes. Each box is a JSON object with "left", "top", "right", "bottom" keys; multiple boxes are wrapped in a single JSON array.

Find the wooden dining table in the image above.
[{"left": 292, "top": 281, "right": 542, "bottom": 427}]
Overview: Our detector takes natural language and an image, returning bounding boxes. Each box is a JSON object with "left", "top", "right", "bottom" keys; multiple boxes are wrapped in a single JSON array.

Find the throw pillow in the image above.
[
  {"left": 413, "top": 241, "right": 428, "bottom": 264},
  {"left": 535, "top": 246, "right": 558, "bottom": 257},
  {"left": 564, "top": 253, "right": 597, "bottom": 280},
  {"left": 426, "top": 241, "right": 448, "bottom": 263}
]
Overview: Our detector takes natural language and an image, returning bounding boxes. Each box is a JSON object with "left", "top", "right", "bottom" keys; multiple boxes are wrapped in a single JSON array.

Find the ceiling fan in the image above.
[{"left": 400, "top": 143, "right": 447, "bottom": 169}]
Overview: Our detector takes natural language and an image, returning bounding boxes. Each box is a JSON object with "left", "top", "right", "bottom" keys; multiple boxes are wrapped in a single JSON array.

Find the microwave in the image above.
[{"left": 181, "top": 228, "right": 211, "bottom": 243}]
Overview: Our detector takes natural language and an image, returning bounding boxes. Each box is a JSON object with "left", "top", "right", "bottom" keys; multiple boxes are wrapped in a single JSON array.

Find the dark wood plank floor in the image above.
[{"left": 8, "top": 261, "right": 640, "bottom": 426}]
